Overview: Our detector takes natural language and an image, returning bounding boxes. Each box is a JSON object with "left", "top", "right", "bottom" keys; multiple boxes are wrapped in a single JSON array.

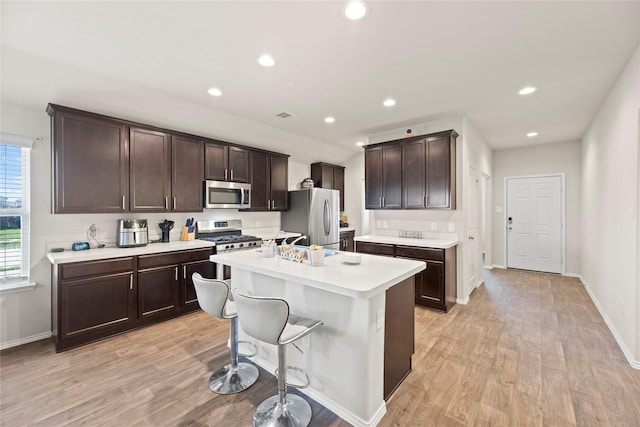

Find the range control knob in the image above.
[
  {"left": 230, "top": 244, "right": 235, "bottom": 249},
  {"left": 239, "top": 243, "right": 244, "bottom": 248}
]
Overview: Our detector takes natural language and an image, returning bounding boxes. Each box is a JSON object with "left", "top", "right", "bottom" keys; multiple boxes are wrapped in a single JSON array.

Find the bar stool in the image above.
[
  {"left": 192, "top": 273, "right": 259, "bottom": 394},
  {"left": 232, "top": 289, "right": 323, "bottom": 427}
]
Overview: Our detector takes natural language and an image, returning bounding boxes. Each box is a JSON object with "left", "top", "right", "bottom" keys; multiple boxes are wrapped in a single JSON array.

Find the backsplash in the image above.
[{"left": 368, "top": 209, "right": 463, "bottom": 242}]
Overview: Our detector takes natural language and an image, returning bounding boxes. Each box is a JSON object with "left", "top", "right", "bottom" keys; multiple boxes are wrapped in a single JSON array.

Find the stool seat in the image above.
[
  {"left": 232, "top": 290, "right": 323, "bottom": 427},
  {"left": 192, "top": 273, "right": 258, "bottom": 395}
]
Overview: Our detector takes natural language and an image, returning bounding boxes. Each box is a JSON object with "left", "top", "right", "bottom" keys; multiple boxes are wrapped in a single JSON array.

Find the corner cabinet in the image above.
[
  {"left": 365, "top": 130, "right": 457, "bottom": 210},
  {"left": 51, "top": 248, "right": 213, "bottom": 352},
  {"left": 311, "top": 162, "right": 345, "bottom": 211},
  {"left": 48, "top": 105, "right": 129, "bottom": 213},
  {"left": 245, "top": 150, "right": 289, "bottom": 211}
]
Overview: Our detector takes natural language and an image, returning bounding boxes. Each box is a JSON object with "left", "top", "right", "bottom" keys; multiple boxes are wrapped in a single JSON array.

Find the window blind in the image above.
[{"left": 0, "top": 134, "right": 32, "bottom": 286}]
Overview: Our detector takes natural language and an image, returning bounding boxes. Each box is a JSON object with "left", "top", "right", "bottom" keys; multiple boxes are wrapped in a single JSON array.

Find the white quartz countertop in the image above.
[
  {"left": 47, "top": 240, "right": 216, "bottom": 265},
  {"left": 210, "top": 249, "right": 425, "bottom": 298},
  {"left": 354, "top": 234, "right": 459, "bottom": 249},
  {"left": 339, "top": 226, "right": 357, "bottom": 233}
]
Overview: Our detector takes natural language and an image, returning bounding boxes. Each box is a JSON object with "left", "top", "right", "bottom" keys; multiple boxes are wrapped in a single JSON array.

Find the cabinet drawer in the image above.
[
  {"left": 60, "top": 257, "right": 134, "bottom": 280},
  {"left": 356, "top": 242, "right": 394, "bottom": 256},
  {"left": 137, "top": 248, "right": 212, "bottom": 269},
  {"left": 395, "top": 246, "right": 444, "bottom": 261}
]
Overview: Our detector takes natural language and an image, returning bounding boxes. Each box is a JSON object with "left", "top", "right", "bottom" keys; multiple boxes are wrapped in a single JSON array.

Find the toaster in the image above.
[{"left": 116, "top": 219, "right": 149, "bottom": 247}]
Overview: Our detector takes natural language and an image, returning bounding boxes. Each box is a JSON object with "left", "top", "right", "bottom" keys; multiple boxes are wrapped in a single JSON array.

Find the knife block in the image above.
[{"left": 180, "top": 226, "right": 195, "bottom": 241}]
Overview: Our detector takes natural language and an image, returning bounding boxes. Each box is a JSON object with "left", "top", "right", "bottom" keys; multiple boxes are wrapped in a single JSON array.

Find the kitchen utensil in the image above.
[{"left": 159, "top": 220, "right": 175, "bottom": 243}]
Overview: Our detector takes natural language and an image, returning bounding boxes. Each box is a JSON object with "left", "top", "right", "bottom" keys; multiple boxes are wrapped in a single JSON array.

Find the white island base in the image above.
[{"left": 210, "top": 250, "right": 425, "bottom": 427}]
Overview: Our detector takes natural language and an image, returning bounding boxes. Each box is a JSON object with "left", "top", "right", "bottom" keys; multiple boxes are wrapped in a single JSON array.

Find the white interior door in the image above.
[
  {"left": 467, "top": 165, "right": 480, "bottom": 292},
  {"left": 506, "top": 175, "right": 563, "bottom": 273}
]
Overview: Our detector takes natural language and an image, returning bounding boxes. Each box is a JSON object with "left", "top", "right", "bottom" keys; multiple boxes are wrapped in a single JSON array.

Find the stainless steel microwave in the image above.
[{"left": 204, "top": 180, "right": 251, "bottom": 209}]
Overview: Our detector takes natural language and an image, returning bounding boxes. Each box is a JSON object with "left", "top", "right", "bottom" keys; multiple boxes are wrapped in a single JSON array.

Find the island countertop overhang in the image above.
[{"left": 210, "top": 250, "right": 425, "bottom": 298}]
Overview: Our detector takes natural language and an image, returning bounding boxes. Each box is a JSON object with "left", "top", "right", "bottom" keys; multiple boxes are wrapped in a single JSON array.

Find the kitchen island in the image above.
[{"left": 210, "top": 249, "right": 425, "bottom": 427}]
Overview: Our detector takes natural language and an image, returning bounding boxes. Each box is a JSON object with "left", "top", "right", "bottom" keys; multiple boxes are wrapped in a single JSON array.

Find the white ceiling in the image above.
[{"left": 2, "top": 1, "right": 639, "bottom": 163}]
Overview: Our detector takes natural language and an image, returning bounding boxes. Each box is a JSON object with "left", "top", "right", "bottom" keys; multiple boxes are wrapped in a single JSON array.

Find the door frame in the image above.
[{"left": 503, "top": 173, "right": 566, "bottom": 275}]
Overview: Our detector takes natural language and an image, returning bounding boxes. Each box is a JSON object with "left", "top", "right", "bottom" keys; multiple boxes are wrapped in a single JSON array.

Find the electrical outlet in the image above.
[
  {"left": 430, "top": 223, "right": 437, "bottom": 231},
  {"left": 89, "top": 224, "right": 97, "bottom": 238},
  {"left": 376, "top": 220, "right": 382, "bottom": 228},
  {"left": 382, "top": 221, "right": 388, "bottom": 229},
  {"left": 496, "top": 206, "right": 503, "bottom": 213},
  {"left": 448, "top": 222, "right": 455, "bottom": 232}
]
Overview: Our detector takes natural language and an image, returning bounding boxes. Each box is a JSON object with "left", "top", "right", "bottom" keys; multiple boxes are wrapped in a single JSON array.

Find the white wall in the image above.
[
  {"left": 366, "top": 116, "right": 493, "bottom": 303},
  {"left": 343, "top": 152, "right": 365, "bottom": 235},
  {"left": 581, "top": 44, "right": 640, "bottom": 366},
  {"left": 491, "top": 140, "right": 582, "bottom": 275},
  {"left": 0, "top": 103, "right": 313, "bottom": 348}
]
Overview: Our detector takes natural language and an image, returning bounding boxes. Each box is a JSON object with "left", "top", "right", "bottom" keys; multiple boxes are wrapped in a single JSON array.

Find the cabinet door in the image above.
[
  {"left": 130, "top": 127, "right": 171, "bottom": 212},
  {"left": 402, "top": 139, "right": 426, "bottom": 209},
  {"left": 228, "top": 146, "right": 250, "bottom": 183},
  {"left": 205, "top": 141, "right": 228, "bottom": 181},
  {"left": 382, "top": 144, "right": 402, "bottom": 208},
  {"left": 426, "top": 136, "right": 452, "bottom": 209},
  {"left": 60, "top": 271, "right": 134, "bottom": 340},
  {"left": 355, "top": 241, "right": 394, "bottom": 256},
  {"left": 333, "top": 166, "right": 345, "bottom": 212},
  {"left": 182, "top": 260, "right": 213, "bottom": 308},
  {"left": 171, "top": 135, "right": 204, "bottom": 212},
  {"left": 52, "top": 110, "right": 128, "bottom": 213},
  {"left": 270, "top": 153, "right": 289, "bottom": 211},
  {"left": 365, "top": 147, "right": 383, "bottom": 209},
  {"left": 137, "top": 265, "right": 179, "bottom": 319},
  {"left": 247, "top": 150, "right": 270, "bottom": 211},
  {"left": 416, "top": 260, "right": 445, "bottom": 307}
]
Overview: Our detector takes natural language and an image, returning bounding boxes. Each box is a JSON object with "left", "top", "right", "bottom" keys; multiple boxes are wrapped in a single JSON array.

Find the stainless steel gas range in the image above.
[{"left": 196, "top": 219, "right": 262, "bottom": 279}]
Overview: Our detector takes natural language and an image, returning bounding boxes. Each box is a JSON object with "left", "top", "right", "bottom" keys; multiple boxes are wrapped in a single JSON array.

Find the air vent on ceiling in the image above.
[{"left": 275, "top": 112, "right": 294, "bottom": 119}]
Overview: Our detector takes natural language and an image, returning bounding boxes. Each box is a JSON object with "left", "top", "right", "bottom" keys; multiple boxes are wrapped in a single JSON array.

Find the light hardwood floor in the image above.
[{"left": 2, "top": 268, "right": 639, "bottom": 426}]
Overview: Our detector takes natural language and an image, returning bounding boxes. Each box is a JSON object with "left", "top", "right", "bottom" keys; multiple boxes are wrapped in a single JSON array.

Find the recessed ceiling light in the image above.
[
  {"left": 345, "top": 1, "right": 368, "bottom": 20},
  {"left": 258, "top": 54, "right": 275, "bottom": 67},
  {"left": 356, "top": 141, "right": 365, "bottom": 146},
  {"left": 527, "top": 132, "right": 538, "bottom": 137},
  {"left": 519, "top": 86, "right": 537, "bottom": 95},
  {"left": 207, "top": 87, "right": 222, "bottom": 97},
  {"left": 383, "top": 98, "right": 396, "bottom": 107},
  {"left": 324, "top": 116, "right": 335, "bottom": 123}
]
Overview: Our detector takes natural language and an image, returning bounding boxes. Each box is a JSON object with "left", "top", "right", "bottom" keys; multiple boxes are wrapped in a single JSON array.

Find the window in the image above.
[{"left": 0, "top": 133, "right": 33, "bottom": 290}]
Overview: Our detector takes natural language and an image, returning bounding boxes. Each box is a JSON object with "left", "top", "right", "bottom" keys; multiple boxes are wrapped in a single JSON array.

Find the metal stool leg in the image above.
[
  {"left": 209, "top": 316, "right": 259, "bottom": 394},
  {"left": 253, "top": 343, "right": 312, "bottom": 427}
]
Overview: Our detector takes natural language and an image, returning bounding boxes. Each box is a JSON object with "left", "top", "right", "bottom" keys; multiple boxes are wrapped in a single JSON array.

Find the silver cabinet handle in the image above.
[
  {"left": 129, "top": 274, "right": 133, "bottom": 290},
  {"left": 224, "top": 168, "right": 228, "bottom": 180},
  {"left": 175, "top": 267, "right": 178, "bottom": 281},
  {"left": 379, "top": 197, "right": 382, "bottom": 207},
  {"left": 424, "top": 195, "right": 427, "bottom": 207},
  {"left": 382, "top": 196, "right": 385, "bottom": 207},
  {"left": 122, "top": 195, "right": 126, "bottom": 210},
  {"left": 183, "top": 265, "right": 186, "bottom": 280},
  {"left": 165, "top": 197, "right": 168, "bottom": 210},
  {"left": 230, "top": 169, "right": 234, "bottom": 181},
  {"left": 268, "top": 200, "right": 271, "bottom": 210},
  {"left": 173, "top": 197, "right": 176, "bottom": 210},
  {"left": 272, "top": 199, "right": 275, "bottom": 210}
]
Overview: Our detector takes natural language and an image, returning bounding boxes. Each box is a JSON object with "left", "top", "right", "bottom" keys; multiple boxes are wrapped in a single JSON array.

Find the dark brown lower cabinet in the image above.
[
  {"left": 356, "top": 241, "right": 457, "bottom": 312},
  {"left": 339, "top": 230, "right": 355, "bottom": 252},
  {"left": 52, "top": 248, "right": 212, "bottom": 352}
]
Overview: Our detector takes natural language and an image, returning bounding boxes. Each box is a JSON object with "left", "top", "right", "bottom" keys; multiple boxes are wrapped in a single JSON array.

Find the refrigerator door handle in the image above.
[{"left": 324, "top": 199, "right": 330, "bottom": 236}]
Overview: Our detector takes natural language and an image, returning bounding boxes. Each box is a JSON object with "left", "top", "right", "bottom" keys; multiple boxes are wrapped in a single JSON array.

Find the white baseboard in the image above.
[
  {"left": 564, "top": 272, "right": 583, "bottom": 280},
  {"left": 456, "top": 295, "right": 470, "bottom": 305},
  {"left": 483, "top": 265, "right": 493, "bottom": 270},
  {"left": 492, "top": 264, "right": 506, "bottom": 270},
  {"left": 1, "top": 331, "right": 52, "bottom": 351},
  {"left": 581, "top": 278, "right": 640, "bottom": 370}
]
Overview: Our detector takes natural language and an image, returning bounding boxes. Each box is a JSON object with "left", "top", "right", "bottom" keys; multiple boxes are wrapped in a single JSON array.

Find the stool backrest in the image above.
[
  {"left": 232, "top": 290, "right": 289, "bottom": 345},
  {"left": 192, "top": 273, "right": 232, "bottom": 319}
]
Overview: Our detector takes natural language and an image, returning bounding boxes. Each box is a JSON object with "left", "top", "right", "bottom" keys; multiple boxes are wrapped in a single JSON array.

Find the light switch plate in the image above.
[
  {"left": 496, "top": 206, "right": 503, "bottom": 213},
  {"left": 448, "top": 222, "right": 455, "bottom": 232},
  {"left": 376, "top": 309, "right": 384, "bottom": 330}
]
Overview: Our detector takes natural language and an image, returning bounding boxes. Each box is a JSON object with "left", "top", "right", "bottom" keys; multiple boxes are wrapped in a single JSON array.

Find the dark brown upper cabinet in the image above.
[
  {"left": 245, "top": 150, "right": 289, "bottom": 211},
  {"left": 366, "top": 130, "right": 457, "bottom": 210},
  {"left": 311, "top": 162, "right": 346, "bottom": 211},
  {"left": 205, "top": 141, "right": 250, "bottom": 183},
  {"left": 48, "top": 105, "right": 129, "bottom": 213},
  {"left": 129, "top": 127, "right": 171, "bottom": 212},
  {"left": 171, "top": 135, "right": 204, "bottom": 212},
  {"left": 365, "top": 144, "right": 402, "bottom": 209}
]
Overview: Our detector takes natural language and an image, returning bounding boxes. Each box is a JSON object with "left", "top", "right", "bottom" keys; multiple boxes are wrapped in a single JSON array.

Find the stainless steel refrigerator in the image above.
[{"left": 281, "top": 188, "right": 340, "bottom": 250}]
